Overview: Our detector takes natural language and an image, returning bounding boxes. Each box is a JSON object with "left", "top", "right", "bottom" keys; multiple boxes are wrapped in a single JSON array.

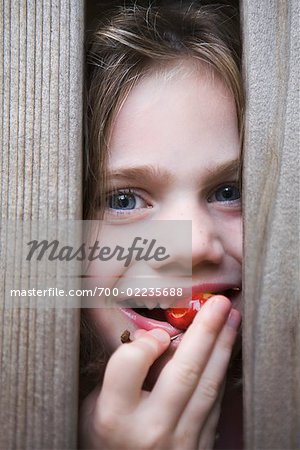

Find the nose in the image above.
[
  {"left": 191, "top": 212, "right": 224, "bottom": 267},
  {"left": 149, "top": 198, "right": 225, "bottom": 271}
]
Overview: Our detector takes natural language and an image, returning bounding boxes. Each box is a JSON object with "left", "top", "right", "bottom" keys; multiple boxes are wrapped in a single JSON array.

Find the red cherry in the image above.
[
  {"left": 165, "top": 293, "right": 213, "bottom": 330},
  {"left": 165, "top": 307, "right": 197, "bottom": 330}
]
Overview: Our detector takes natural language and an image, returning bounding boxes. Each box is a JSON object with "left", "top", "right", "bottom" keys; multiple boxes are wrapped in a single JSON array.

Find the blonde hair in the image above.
[{"left": 84, "top": 2, "right": 244, "bottom": 219}]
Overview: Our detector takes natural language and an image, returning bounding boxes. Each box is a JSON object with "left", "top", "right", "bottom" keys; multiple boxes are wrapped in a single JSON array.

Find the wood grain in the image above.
[
  {"left": 241, "top": 0, "right": 300, "bottom": 448},
  {"left": 0, "top": 1, "right": 83, "bottom": 448}
]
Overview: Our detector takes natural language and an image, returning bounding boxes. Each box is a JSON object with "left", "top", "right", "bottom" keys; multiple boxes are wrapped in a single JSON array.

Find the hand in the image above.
[{"left": 79, "top": 296, "right": 241, "bottom": 449}]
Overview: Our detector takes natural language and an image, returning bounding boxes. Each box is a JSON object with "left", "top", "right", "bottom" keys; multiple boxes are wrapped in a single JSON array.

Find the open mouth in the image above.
[
  {"left": 120, "top": 288, "right": 241, "bottom": 338},
  {"left": 132, "top": 288, "right": 239, "bottom": 322},
  {"left": 132, "top": 307, "right": 166, "bottom": 321}
]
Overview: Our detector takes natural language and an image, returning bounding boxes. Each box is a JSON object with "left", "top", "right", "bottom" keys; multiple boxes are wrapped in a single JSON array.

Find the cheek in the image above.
[
  {"left": 83, "top": 226, "right": 131, "bottom": 290},
  {"left": 222, "top": 215, "right": 243, "bottom": 264},
  {"left": 86, "top": 259, "right": 128, "bottom": 287},
  {"left": 236, "top": 218, "right": 243, "bottom": 263}
]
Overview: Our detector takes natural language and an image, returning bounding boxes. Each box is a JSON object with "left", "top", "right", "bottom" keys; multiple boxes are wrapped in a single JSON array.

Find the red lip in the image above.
[{"left": 120, "top": 308, "right": 183, "bottom": 338}]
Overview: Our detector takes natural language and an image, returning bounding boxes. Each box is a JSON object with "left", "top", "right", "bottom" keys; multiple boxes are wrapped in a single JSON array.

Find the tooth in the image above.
[
  {"left": 159, "top": 302, "right": 170, "bottom": 309},
  {"left": 132, "top": 300, "right": 144, "bottom": 308},
  {"left": 143, "top": 300, "right": 152, "bottom": 309},
  {"left": 130, "top": 300, "right": 138, "bottom": 308}
]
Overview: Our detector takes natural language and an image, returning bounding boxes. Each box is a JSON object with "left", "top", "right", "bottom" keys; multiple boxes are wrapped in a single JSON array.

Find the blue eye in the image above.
[
  {"left": 209, "top": 184, "right": 241, "bottom": 203},
  {"left": 108, "top": 192, "right": 136, "bottom": 210},
  {"left": 107, "top": 189, "right": 148, "bottom": 211}
]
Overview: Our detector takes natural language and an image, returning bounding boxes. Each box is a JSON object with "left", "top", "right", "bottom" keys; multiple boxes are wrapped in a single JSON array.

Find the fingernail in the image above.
[
  {"left": 226, "top": 309, "right": 242, "bottom": 330},
  {"left": 210, "top": 296, "right": 231, "bottom": 314},
  {"left": 148, "top": 328, "right": 170, "bottom": 343}
]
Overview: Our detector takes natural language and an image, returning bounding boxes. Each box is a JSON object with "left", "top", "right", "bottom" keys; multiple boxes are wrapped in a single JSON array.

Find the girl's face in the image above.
[{"left": 86, "top": 61, "right": 242, "bottom": 382}]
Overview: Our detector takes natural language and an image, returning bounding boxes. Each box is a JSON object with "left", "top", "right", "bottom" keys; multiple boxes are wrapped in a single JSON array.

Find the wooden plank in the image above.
[
  {"left": 241, "top": 0, "right": 300, "bottom": 448},
  {"left": 0, "top": 1, "right": 83, "bottom": 448}
]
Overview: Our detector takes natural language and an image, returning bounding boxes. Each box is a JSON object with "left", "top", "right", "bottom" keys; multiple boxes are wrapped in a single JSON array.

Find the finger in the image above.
[
  {"left": 145, "top": 296, "right": 232, "bottom": 427},
  {"left": 98, "top": 328, "right": 170, "bottom": 412},
  {"left": 194, "top": 380, "right": 226, "bottom": 450},
  {"left": 133, "top": 329, "right": 147, "bottom": 340},
  {"left": 176, "top": 309, "right": 241, "bottom": 434}
]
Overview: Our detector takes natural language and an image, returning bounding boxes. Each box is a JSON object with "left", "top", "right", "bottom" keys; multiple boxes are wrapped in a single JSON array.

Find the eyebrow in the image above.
[
  {"left": 107, "top": 158, "right": 241, "bottom": 186},
  {"left": 107, "top": 165, "right": 176, "bottom": 185},
  {"left": 205, "top": 159, "right": 241, "bottom": 180}
]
